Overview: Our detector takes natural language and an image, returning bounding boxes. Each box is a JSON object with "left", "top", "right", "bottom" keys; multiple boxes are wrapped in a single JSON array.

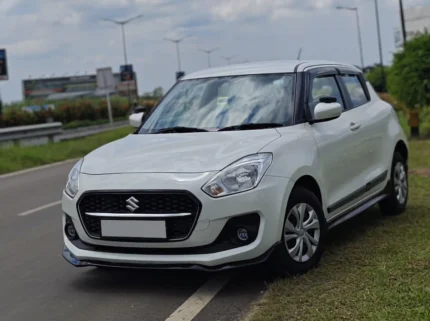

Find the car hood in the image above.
[{"left": 81, "top": 130, "right": 281, "bottom": 174}]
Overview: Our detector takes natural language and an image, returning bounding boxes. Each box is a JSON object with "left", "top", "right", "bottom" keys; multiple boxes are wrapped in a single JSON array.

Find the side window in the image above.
[
  {"left": 341, "top": 75, "right": 369, "bottom": 109},
  {"left": 309, "top": 76, "right": 344, "bottom": 116}
]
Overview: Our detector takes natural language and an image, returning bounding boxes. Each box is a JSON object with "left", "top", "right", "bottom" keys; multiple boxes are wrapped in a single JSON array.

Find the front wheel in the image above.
[
  {"left": 379, "top": 152, "right": 408, "bottom": 216},
  {"left": 268, "top": 187, "right": 327, "bottom": 277}
]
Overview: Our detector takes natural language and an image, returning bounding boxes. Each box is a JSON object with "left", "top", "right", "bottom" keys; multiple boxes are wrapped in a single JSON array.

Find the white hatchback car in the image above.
[{"left": 62, "top": 60, "right": 408, "bottom": 275}]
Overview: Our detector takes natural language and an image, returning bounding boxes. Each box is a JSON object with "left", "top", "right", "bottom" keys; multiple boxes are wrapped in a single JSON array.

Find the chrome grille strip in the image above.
[{"left": 85, "top": 212, "right": 192, "bottom": 218}]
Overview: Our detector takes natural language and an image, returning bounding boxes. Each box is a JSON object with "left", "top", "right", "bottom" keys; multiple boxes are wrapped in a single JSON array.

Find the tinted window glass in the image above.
[
  {"left": 342, "top": 75, "right": 369, "bottom": 108},
  {"left": 309, "top": 76, "right": 344, "bottom": 116}
]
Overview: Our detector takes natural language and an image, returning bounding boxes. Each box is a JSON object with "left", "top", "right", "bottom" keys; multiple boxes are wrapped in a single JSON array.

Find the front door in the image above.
[{"left": 306, "top": 68, "right": 364, "bottom": 219}]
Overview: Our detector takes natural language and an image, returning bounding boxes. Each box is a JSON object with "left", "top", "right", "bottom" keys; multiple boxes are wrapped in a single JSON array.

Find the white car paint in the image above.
[
  {"left": 129, "top": 111, "right": 145, "bottom": 128},
  {"left": 81, "top": 130, "right": 281, "bottom": 174},
  {"left": 62, "top": 60, "right": 408, "bottom": 270}
]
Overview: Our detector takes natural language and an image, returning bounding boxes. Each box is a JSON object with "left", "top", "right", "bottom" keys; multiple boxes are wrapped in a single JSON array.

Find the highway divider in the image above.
[{"left": 0, "top": 120, "right": 130, "bottom": 148}]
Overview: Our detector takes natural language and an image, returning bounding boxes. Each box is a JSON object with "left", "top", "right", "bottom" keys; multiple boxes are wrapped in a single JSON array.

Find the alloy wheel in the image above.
[
  {"left": 394, "top": 162, "right": 407, "bottom": 205},
  {"left": 284, "top": 203, "right": 320, "bottom": 263}
]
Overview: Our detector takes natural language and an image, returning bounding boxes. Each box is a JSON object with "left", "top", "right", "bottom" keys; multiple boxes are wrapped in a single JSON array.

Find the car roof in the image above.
[{"left": 182, "top": 60, "right": 361, "bottom": 80}]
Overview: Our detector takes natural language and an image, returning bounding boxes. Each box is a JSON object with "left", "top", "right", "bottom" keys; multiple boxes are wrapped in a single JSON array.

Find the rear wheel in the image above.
[
  {"left": 269, "top": 187, "right": 327, "bottom": 277},
  {"left": 379, "top": 152, "right": 408, "bottom": 216}
]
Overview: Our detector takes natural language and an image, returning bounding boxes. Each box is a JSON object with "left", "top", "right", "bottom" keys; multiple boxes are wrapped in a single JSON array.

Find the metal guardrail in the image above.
[
  {"left": 0, "top": 120, "right": 130, "bottom": 148},
  {"left": 55, "top": 120, "right": 129, "bottom": 142},
  {"left": 0, "top": 122, "right": 63, "bottom": 148}
]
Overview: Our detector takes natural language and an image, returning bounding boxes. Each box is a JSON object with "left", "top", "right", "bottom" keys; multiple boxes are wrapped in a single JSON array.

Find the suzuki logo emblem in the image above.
[{"left": 126, "top": 196, "right": 139, "bottom": 212}]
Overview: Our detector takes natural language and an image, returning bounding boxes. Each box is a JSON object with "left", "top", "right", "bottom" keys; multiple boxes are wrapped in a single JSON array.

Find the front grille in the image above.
[{"left": 77, "top": 191, "right": 201, "bottom": 242}]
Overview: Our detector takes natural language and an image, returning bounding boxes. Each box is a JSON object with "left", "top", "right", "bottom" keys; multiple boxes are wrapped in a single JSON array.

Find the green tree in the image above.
[
  {"left": 152, "top": 87, "right": 164, "bottom": 98},
  {"left": 388, "top": 33, "right": 430, "bottom": 136},
  {"left": 388, "top": 33, "right": 430, "bottom": 108},
  {"left": 366, "top": 65, "right": 389, "bottom": 93}
]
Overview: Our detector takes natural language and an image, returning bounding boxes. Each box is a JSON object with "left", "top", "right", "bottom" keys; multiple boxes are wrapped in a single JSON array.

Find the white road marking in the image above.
[
  {"left": 17, "top": 200, "right": 62, "bottom": 217},
  {"left": 165, "top": 273, "right": 231, "bottom": 321}
]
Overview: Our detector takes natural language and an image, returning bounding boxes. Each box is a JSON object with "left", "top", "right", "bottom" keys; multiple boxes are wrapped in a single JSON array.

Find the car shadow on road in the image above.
[{"left": 70, "top": 267, "right": 212, "bottom": 295}]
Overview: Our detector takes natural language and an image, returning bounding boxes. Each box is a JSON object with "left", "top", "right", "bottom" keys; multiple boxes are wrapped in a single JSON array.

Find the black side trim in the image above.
[
  {"left": 328, "top": 193, "right": 389, "bottom": 229},
  {"left": 327, "top": 170, "right": 388, "bottom": 213},
  {"left": 309, "top": 116, "right": 340, "bottom": 124}
]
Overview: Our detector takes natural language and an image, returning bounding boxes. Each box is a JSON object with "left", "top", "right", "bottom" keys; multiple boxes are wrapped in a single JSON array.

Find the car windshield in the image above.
[{"left": 138, "top": 73, "right": 295, "bottom": 134}]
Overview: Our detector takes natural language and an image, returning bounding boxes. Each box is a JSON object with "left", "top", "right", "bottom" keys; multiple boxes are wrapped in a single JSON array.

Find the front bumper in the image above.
[
  {"left": 62, "top": 242, "right": 278, "bottom": 271},
  {"left": 62, "top": 172, "right": 293, "bottom": 269}
]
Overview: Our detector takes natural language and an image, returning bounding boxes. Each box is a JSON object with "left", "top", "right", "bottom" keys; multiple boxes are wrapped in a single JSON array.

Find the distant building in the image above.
[
  {"left": 394, "top": 5, "right": 430, "bottom": 49},
  {"left": 22, "top": 72, "right": 138, "bottom": 100}
]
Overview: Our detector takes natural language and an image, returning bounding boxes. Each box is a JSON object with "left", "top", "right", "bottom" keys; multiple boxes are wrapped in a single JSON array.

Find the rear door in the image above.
[
  {"left": 305, "top": 67, "right": 364, "bottom": 219},
  {"left": 337, "top": 69, "right": 389, "bottom": 198}
]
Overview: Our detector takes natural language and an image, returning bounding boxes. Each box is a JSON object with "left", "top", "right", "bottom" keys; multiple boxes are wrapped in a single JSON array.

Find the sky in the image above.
[{"left": 0, "top": 0, "right": 428, "bottom": 103}]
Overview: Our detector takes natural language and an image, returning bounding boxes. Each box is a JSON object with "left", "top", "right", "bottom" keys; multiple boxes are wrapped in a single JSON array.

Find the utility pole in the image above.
[
  {"left": 336, "top": 6, "right": 364, "bottom": 70},
  {"left": 221, "top": 55, "right": 236, "bottom": 66},
  {"left": 374, "top": 0, "right": 386, "bottom": 91},
  {"left": 165, "top": 36, "right": 189, "bottom": 71},
  {"left": 399, "top": 0, "right": 407, "bottom": 45},
  {"left": 102, "top": 14, "right": 143, "bottom": 107},
  {"left": 199, "top": 47, "right": 219, "bottom": 67}
]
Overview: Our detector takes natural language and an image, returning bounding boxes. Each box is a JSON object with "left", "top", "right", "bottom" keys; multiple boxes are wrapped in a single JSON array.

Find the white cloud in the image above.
[
  {"left": 7, "top": 39, "right": 56, "bottom": 57},
  {"left": 0, "top": 0, "right": 428, "bottom": 103},
  {"left": 0, "top": 0, "right": 22, "bottom": 12}
]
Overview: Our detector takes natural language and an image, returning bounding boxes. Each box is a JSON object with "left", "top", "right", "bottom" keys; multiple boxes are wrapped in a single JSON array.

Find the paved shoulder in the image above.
[{"left": 0, "top": 162, "right": 73, "bottom": 218}]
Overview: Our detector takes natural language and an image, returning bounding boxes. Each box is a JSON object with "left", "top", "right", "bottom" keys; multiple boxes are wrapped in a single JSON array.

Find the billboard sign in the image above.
[
  {"left": 176, "top": 71, "right": 185, "bottom": 81},
  {"left": 395, "top": 6, "right": 430, "bottom": 48},
  {"left": 96, "top": 67, "right": 115, "bottom": 91},
  {"left": 120, "top": 64, "right": 134, "bottom": 82},
  {"left": 22, "top": 72, "right": 138, "bottom": 100},
  {"left": 0, "top": 49, "right": 8, "bottom": 81}
]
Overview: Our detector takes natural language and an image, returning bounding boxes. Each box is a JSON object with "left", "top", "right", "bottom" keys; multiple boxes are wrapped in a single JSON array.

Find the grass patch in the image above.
[
  {"left": 0, "top": 127, "right": 134, "bottom": 174},
  {"left": 62, "top": 117, "right": 128, "bottom": 130},
  {"left": 397, "top": 108, "right": 430, "bottom": 138},
  {"left": 250, "top": 139, "right": 430, "bottom": 321}
]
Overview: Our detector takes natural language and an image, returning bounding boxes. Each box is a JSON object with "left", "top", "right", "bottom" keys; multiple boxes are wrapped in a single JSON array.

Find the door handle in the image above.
[{"left": 350, "top": 122, "right": 361, "bottom": 131}]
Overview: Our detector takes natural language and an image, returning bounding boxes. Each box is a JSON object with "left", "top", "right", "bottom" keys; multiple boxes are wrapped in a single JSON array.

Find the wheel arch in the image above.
[
  {"left": 395, "top": 140, "right": 408, "bottom": 165},
  {"left": 292, "top": 175, "right": 323, "bottom": 208}
]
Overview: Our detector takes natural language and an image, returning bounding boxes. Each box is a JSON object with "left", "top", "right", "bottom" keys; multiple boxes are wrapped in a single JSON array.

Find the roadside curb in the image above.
[{"left": 0, "top": 158, "right": 79, "bottom": 180}]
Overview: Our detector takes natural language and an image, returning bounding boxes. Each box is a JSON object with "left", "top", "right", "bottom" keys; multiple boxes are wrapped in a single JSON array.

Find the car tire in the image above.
[
  {"left": 379, "top": 152, "right": 408, "bottom": 216},
  {"left": 268, "top": 186, "right": 327, "bottom": 277}
]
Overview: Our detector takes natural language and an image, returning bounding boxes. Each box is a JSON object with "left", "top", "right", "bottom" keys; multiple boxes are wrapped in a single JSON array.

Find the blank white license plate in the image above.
[{"left": 101, "top": 220, "right": 167, "bottom": 238}]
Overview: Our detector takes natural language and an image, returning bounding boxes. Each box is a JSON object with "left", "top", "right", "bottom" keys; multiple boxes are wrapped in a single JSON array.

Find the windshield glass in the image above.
[{"left": 139, "top": 73, "right": 295, "bottom": 133}]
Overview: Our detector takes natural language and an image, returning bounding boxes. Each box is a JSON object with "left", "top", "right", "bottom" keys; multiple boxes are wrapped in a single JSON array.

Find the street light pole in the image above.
[
  {"left": 102, "top": 14, "right": 143, "bottom": 68},
  {"left": 221, "top": 55, "right": 236, "bottom": 66},
  {"left": 199, "top": 47, "right": 219, "bottom": 67},
  {"left": 121, "top": 24, "right": 128, "bottom": 65},
  {"left": 102, "top": 14, "right": 143, "bottom": 105},
  {"left": 336, "top": 6, "right": 364, "bottom": 69},
  {"left": 164, "top": 36, "right": 189, "bottom": 71},
  {"left": 399, "top": 0, "right": 407, "bottom": 45},
  {"left": 374, "top": 0, "right": 386, "bottom": 91}
]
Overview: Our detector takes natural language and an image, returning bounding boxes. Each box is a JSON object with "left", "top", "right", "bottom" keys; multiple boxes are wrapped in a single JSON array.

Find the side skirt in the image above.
[{"left": 328, "top": 193, "right": 388, "bottom": 230}]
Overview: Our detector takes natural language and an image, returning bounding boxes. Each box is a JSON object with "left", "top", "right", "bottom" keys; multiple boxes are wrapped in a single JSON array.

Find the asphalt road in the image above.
[{"left": 0, "top": 162, "right": 264, "bottom": 321}]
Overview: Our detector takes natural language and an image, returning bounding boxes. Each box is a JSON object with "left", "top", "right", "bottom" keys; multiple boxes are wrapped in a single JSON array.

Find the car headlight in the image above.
[
  {"left": 202, "top": 153, "right": 273, "bottom": 198},
  {"left": 65, "top": 159, "right": 84, "bottom": 198}
]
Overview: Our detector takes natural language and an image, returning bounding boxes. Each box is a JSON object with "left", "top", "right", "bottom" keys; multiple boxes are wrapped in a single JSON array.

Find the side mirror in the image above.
[
  {"left": 313, "top": 102, "right": 342, "bottom": 122},
  {"left": 129, "top": 112, "right": 145, "bottom": 128}
]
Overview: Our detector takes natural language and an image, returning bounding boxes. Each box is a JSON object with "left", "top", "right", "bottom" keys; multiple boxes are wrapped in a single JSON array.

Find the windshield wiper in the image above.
[
  {"left": 153, "top": 126, "right": 209, "bottom": 134},
  {"left": 218, "top": 123, "right": 283, "bottom": 132}
]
